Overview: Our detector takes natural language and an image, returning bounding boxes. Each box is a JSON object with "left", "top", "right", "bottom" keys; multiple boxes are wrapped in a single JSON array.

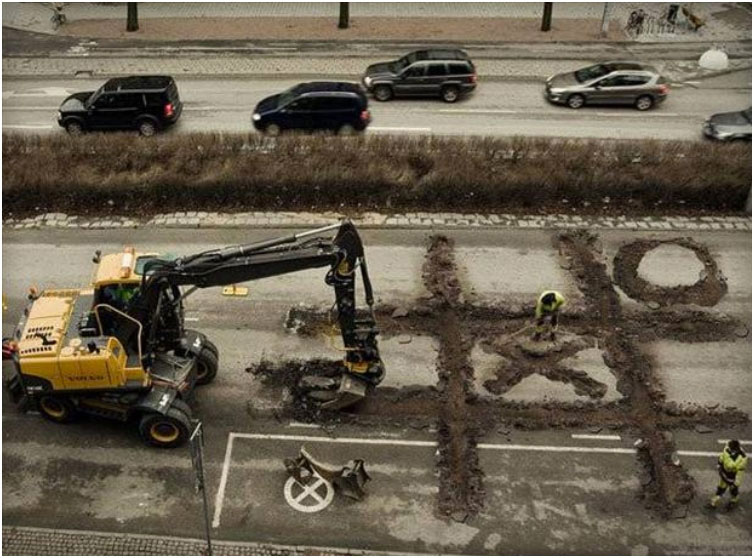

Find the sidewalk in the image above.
[
  {"left": 5, "top": 211, "right": 751, "bottom": 233},
  {"left": 3, "top": 49, "right": 750, "bottom": 82},
  {"left": 2, "top": 2, "right": 751, "bottom": 43},
  {"left": 2, "top": 525, "right": 369, "bottom": 556}
]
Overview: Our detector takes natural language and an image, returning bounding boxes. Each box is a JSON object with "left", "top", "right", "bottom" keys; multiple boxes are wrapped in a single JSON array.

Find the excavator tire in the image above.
[
  {"left": 203, "top": 338, "right": 219, "bottom": 358},
  {"left": 195, "top": 346, "right": 219, "bottom": 385},
  {"left": 139, "top": 407, "right": 191, "bottom": 448},
  {"left": 37, "top": 395, "right": 77, "bottom": 423}
]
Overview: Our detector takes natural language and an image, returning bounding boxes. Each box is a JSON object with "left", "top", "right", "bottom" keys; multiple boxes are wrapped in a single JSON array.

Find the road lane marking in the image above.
[
  {"left": 369, "top": 126, "right": 432, "bottom": 133},
  {"left": 233, "top": 432, "right": 437, "bottom": 446},
  {"left": 717, "top": 439, "right": 752, "bottom": 445},
  {"left": 212, "top": 431, "right": 723, "bottom": 527},
  {"left": 571, "top": 433, "right": 621, "bottom": 441},
  {"left": 211, "top": 432, "right": 235, "bottom": 528},
  {"left": 2, "top": 124, "right": 54, "bottom": 129},
  {"left": 438, "top": 109, "right": 518, "bottom": 114},
  {"left": 287, "top": 421, "right": 321, "bottom": 429},
  {"left": 184, "top": 317, "right": 200, "bottom": 322}
]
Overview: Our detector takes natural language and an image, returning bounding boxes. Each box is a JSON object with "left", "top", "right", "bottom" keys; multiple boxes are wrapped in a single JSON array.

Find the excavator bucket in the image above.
[
  {"left": 320, "top": 375, "right": 368, "bottom": 411},
  {"left": 333, "top": 459, "right": 371, "bottom": 501},
  {"left": 299, "top": 373, "right": 369, "bottom": 411},
  {"left": 284, "top": 446, "right": 371, "bottom": 501}
]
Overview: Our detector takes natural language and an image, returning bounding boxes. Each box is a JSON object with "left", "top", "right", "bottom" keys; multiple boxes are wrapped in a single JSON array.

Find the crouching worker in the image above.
[{"left": 532, "top": 290, "right": 565, "bottom": 342}]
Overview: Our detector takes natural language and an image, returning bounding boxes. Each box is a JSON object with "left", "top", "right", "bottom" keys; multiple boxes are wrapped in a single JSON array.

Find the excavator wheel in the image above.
[
  {"left": 139, "top": 406, "right": 192, "bottom": 448},
  {"left": 37, "top": 395, "right": 77, "bottom": 423},
  {"left": 203, "top": 338, "right": 219, "bottom": 358},
  {"left": 195, "top": 346, "right": 219, "bottom": 385}
]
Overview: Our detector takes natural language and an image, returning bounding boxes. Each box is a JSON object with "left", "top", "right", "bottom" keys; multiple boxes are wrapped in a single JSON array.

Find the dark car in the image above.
[
  {"left": 544, "top": 61, "right": 669, "bottom": 111},
  {"left": 361, "top": 49, "right": 477, "bottom": 103},
  {"left": 703, "top": 107, "right": 752, "bottom": 141},
  {"left": 251, "top": 82, "right": 370, "bottom": 135},
  {"left": 57, "top": 76, "right": 182, "bottom": 136}
]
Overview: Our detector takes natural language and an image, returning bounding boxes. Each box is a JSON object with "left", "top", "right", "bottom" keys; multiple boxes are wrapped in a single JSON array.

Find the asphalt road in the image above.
[
  {"left": 2, "top": 227, "right": 751, "bottom": 554},
  {"left": 3, "top": 71, "right": 751, "bottom": 140}
]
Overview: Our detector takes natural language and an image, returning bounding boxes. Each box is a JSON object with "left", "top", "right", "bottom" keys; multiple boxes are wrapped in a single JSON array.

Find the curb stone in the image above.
[
  {"left": 2, "top": 525, "right": 411, "bottom": 556},
  {"left": 3, "top": 212, "right": 751, "bottom": 232}
]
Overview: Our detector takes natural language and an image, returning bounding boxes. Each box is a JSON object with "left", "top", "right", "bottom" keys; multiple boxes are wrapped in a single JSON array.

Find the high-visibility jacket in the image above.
[
  {"left": 718, "top": 444, "right": 747, "bottom": 486},
  {"left": 535, "top": 291, "right": 566, "bottom": 319}
]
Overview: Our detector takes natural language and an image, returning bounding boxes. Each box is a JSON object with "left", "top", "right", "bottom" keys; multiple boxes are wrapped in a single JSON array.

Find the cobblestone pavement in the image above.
[
  {"left": 4, "top": 211, "right": 750, "bottom": 232},
  {"left": 1, "top": 525, "right": 371, "bottom": 556},
  {"left": 4, "top": 53, "right": 749, "bottom": 82}
]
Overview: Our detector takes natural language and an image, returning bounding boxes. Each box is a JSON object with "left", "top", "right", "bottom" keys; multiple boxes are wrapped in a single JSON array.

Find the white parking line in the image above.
[
  {"left": 211, "top": 431, "right": 721, "bottom": 528},
  {"left": 2, "top": 124, "right": 54, "bottom": 130},
  {"left": 571, "top": 433, "right": 622, "bottom": 441},
  {"left": 211, "top": 433, "right": 235, "bottom": 528}
]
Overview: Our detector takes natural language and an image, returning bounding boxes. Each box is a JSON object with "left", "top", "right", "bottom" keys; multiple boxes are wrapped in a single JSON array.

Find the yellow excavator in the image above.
[{"left": 4, "top": 221, "right": 385, "bottom": 447}]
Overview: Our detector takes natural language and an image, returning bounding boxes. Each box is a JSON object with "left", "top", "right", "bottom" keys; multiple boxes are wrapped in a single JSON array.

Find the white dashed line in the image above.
[{"left": 571, "top": 433, "right": 622, "bottom": 441}]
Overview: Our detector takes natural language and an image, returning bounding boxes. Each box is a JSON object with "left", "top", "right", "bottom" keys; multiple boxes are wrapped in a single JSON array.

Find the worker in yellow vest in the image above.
[
  {"left": 710, "top": 440, "right": 748, "bottom": 509},
  {"left": 532, "top": 291, "right": 566, "bottom": 342}
]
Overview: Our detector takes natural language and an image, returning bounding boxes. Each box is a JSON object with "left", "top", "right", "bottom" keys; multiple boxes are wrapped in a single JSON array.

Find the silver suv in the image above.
[
  {"left": 544, "top": 62, "right": 669, "bottom": 111},
  {"left": 362, "top": 49, "right": 477, "bottom": 103}
]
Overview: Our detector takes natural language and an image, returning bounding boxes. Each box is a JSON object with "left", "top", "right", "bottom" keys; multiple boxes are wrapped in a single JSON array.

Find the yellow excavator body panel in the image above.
[{"left": 17, "top": 289, "right": 148, "bottom": 391}]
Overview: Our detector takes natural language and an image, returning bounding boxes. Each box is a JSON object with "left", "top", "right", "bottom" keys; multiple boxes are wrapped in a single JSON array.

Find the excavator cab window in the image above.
[{"left": 99, "top": 283, "right": 139, "bottom": 312}]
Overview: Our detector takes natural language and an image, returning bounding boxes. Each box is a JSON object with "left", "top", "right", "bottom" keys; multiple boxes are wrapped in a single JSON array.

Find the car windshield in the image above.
[
  {"left": 574, "top": 64, "right": 610, "bottom": 83},
  {"left": 393, "top": 52, "right": 418, "bottom": 72},
  {"left": 743, "top": 107, "right": 752, "bottom": 123},
  {"left": 86, "top": 86, "right": 103, "bottom": 107},
  {"left": 277, "top": 85, "right": 302, "bottom": 108}
]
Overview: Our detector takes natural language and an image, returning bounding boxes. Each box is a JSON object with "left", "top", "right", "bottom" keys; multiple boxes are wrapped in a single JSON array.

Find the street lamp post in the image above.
[{"left": 190, "top": 422, "right": 213, "bottom": 556}]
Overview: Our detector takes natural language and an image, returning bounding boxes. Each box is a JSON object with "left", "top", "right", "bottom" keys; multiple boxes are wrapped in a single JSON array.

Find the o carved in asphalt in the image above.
[
  {"left": 283, "top": 473, "right": 335, "bottom": 513},
  {"left": 612, "top": 238, "right": 727, "bottom": 308}
]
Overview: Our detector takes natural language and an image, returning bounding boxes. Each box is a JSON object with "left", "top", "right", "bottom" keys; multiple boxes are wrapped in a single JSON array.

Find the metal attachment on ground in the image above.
[
  {"left": 221, "top": 284, "right": 249, "bottom": 297},
  {"left": 284, "top": 445, "right": 371, "bottom": 502},
  {"left": 299, "top": 372, "right": 369, "bottom": 410}
]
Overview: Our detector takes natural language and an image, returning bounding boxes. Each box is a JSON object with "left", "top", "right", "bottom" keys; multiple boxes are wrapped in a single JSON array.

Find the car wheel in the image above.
[
  {"left": 265, "top": 123, "right": 281, "bottom": 136},
  {"left": 195, "top": 346, "right": 219, "bottom": 386},
  {"left": 338, "top": 124, "right": 356, "bottom": 136},
  {"left": 374, "top": 85, "right": 393, "bottom": 102},
  {"left": 38, "top": 395, "right": 77, "bottom": 423},
  {"left": 635, "top": 95, "right": 654, "bottom": 111},
  {"left": 64, "top": 120, "right": 84, "bottom": 136},
  {"left": 139, "top": 407, "right": 191, "bottom": 448},
  {"left": 441, "top": 86, "right": 460, "bottom": 103},
  {"left": 137, "top": 119, "right": 158, "bottom": 137},
  {"left": 567, "top": 94, "right": 585, "bottom": 109}
]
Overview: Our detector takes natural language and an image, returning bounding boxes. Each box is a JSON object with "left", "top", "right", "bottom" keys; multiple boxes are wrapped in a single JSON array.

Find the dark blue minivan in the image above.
[{"left": 252, "top": 82, "right": 371, "bottom": 135}]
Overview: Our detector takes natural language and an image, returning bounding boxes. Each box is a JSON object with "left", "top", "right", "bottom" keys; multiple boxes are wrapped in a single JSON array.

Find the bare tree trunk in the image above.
[
  {"left": 127, "top": 2, "right": 139, "bottom": 32},
  {"left": 541, "top": 2, "right": 553, "bottom": 32},
  {"left": 338, "top": 2, "right": 350, "bottom": 29}
]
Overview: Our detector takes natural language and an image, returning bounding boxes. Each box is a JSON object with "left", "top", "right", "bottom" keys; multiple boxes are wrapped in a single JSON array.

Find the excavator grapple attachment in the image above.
[{"left": 284, "top": 446, "right": 371, "bottom": 501}]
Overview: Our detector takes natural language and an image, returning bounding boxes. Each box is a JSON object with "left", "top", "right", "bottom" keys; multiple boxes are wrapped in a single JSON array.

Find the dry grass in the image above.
[{"left": 2, "top": 133, "right": 750, "bottom": 215}]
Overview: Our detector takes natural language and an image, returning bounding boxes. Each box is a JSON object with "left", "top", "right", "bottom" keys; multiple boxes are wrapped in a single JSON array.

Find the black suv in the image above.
[
  {"left": 362, "top": 49, "right": 477, "bottom": 103},
  {"left": 57, "top": 75, "right": 182, "bottom": 136},
  {"left": 252, "top": 82, "right": 371, "bottom": 135}
]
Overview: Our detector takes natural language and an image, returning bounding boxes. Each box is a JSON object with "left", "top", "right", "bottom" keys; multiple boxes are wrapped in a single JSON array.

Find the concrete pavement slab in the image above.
[{"left": 646, "top": 340, "right": 752, "bottom": 418}]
